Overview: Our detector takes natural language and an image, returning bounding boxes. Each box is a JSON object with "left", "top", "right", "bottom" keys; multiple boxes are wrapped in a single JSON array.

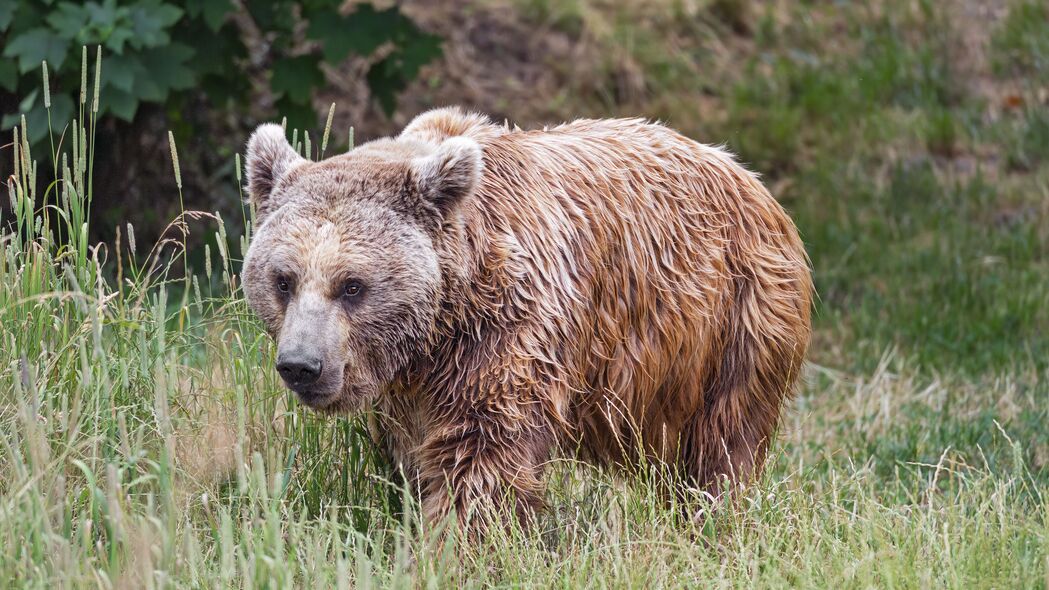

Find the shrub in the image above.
[{"left": 0, "top": 0, "right": 441, "bottom": 144}]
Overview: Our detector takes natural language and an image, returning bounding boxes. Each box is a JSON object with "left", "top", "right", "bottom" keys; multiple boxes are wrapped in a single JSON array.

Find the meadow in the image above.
[{"left": 1, "top": 0, "right": 1047, "bottom": 587}]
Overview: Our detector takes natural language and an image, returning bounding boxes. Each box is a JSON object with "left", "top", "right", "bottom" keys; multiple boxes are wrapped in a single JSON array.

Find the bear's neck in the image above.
[{"left": 437, "top": 196, "right": 521, "bottom": 335}]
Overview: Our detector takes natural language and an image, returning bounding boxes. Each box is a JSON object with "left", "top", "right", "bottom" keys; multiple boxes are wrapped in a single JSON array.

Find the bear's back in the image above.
[{"left": 401, "top": 108, "right": 811, "bottom": 473}]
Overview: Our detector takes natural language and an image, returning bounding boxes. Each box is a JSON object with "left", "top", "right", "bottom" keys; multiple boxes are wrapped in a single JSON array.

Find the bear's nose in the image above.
[{"left": 276, "top": 354, "right": 323, "bottom": 387}]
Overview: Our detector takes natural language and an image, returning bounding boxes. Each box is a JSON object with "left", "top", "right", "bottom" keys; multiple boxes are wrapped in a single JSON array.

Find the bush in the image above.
[{"left": 0, "top": 0, "right": 442, "bottom": 144}]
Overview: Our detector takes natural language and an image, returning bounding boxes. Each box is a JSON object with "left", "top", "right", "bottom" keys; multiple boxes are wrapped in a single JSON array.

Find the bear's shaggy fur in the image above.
[{"left": 241, "top": 107, "right": 812, "bottom": 533}]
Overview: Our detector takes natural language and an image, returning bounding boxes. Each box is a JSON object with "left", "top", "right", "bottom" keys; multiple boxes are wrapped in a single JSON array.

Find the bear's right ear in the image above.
[
  {"left": 411, "top": 136, "right": 483, "bottom": 219},
  {"left": 244, "top": 123, "right": 305, "bottom": 221}
]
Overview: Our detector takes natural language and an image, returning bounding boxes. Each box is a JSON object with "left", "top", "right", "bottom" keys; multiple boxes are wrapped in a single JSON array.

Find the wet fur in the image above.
[{"left": 241, "top": 108, "right": 812, "bottom": 535}]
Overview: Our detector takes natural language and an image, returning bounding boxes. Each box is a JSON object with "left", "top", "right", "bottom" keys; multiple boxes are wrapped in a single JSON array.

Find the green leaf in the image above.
[
  {"left": 183, "top": 0, "right": 233, "bottom": 31},
  {"left": 307, "top": 9, "right": 377, "bottom": 62},
  {"left": 76, "top": 0, "right": 135, "bottom": 52},
  {"left": 275, "top": 94, "right": 318, "bottom": 132},
  {"left": 305, "top": 4, "right": 442, "bottom": 114},
  {"left": 367, "top": 58, "right": 399, "bottom": 116},
  {"left": 103, "top": 25, "right": 135, "bottom": 55},
  {"left": 271, "top": 54, "right": 324, "bottom": 104},
  {"left": 44, "top": 93, "right": 75, "bottom": 132},
  {"left": 300, "top": 0, "right": 342, "bottom": 12},
  {"left": 17, "top": 87, "right": 39, "bottom": 115},
  {"left": 134, "top": 72, "right": 165, "bottom": 102},
  {"left": 104, "top": 53, "right": 144, "bottom": 92},
  {"left": 4, "top": 94, "right": 70, "bottom": 143},
  {"left": 101, "top": 84, "right": 139, "bottom": 121},
  {"left": 177, "top": 21, "right": 243, "bottom": 77},
  {"left": 46, "top": 3, "right": 88, "bottom": 39},
  {"left": 0, "top": 0, "right": 16, "bottom": 31},
  {"left": 139, "top": 43, "right": 196, "bottom": 92},
  {"left": 247, "top": 0, "right": 295, "bottom": 34},
  {"left": 0, "top": 59, "right": 17, "bottom": 91},
  {"left": 2, "top": 27, "right": 70, "bottom": 72},
  {"left": 128, "top": 0, "right": 182, "bottom": 49},
  {"left": 395, "top": 31, "right": 442, "bottom": 77},
  {"left": 203, "top": 1, "right": 232, "bottom": 31},
  {"left": 48, "top": 0, "right": 137, "bottom": 52},
  {"left": 0, "top": 113, "right": 19, "bottom": 130},
  {"left": 83, "top": 0, "right": 124, "bottom": 27},
  {"left": 307, "top": 5, "right": 410, "bottom": 63},
  {"left": 366, "top": 32, "right": 441, "bottom": 115}
]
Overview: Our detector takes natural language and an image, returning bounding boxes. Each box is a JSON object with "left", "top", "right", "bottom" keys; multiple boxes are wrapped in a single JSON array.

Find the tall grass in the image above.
[
  {"left": 1, "top": 35, "right": 1047, "bottom": 588},
  {"left": 1, "top": 53, "right": 396, "bottom": 587}
]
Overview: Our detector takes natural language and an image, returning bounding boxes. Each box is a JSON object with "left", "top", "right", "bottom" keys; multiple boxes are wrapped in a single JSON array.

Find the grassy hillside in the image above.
[{"left": 1, "top": 0, "right": 1047, "bottom": 587}]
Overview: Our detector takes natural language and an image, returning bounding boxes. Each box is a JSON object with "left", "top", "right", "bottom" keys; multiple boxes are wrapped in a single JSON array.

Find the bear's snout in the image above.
[{"left": 276, "top": 350, "right": 323, "bottom": 389}]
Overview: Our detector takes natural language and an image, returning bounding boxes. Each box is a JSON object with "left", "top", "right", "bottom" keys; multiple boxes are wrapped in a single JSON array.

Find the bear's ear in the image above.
[
  {"left": 411, "top": 137, "right": 483, "bottom": 217},
  {"left": 244, "top": 123, "right": 305, "bottom": 220}
]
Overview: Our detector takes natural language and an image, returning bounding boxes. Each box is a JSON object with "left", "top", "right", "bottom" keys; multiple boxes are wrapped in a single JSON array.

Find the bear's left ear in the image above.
[
  {"left": 411, "top": 137, "right": 483, "bottom": 217},
  {"left": 244, "top": 123, "right": 306, "bottom": 221}
]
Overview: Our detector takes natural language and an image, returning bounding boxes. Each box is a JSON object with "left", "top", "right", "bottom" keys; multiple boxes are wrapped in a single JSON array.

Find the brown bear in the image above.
[{"left": 241, "top": 107, "right": 812, "bottom": 534}]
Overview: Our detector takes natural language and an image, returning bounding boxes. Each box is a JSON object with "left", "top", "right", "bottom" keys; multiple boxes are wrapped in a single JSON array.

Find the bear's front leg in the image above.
[{"left": 415, "top": 388, "right": 555, "bottom": 539}]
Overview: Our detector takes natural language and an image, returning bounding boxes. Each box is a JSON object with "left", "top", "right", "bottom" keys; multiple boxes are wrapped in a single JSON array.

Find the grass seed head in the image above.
[
  {"left": 80, "top": 46, "right": 87, "bottom": 105},
  {"left": 322, "top": 103, "right": 335, "bottom": 155},
  {"left": 42, "top": 62, "right": 50, "bottom": 109},
  {"left": 127, "top": 222, "right": 136, "bottom": 255},
  {"left": 168, "top": 131, "right": 182, "bottom": 190},
  {"left": 92, "top": 46, "right": 102, "bottom": 113}
]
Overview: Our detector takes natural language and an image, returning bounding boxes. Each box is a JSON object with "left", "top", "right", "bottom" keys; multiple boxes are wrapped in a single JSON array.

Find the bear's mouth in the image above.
[
  {"left": 292, "top": 380, "right": 371, "bottom": 414},
  {"left": 282, "top": 361, "right": 356, "bottom": 411},
  {"left": 293, "top": 387, "right": 336, "bottom": 408}
]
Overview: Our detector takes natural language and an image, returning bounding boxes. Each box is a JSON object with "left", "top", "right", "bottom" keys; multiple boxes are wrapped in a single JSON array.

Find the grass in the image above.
[
  {"left": 991, "top": 0, "right": 1049, "bottom": 83},
  {"left": 2, "top": 0, "right": 1048, "bottom": 586}
]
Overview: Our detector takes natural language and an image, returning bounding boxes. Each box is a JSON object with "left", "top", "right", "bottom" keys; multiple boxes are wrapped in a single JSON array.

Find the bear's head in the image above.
[{"left": 241, "top": 124, "right": 482, "bottom": 412}]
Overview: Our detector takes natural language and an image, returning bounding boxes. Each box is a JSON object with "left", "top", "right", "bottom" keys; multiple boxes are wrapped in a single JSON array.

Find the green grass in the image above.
[
  {"left": 991, "top": 0, "right": 1049, "bottom": 83},
  {"left": 717, "top": 0, "right": 1049, "bottom": 375},
  {"left": 2, "top": 0, "right": 1048, "bottom": 586}
]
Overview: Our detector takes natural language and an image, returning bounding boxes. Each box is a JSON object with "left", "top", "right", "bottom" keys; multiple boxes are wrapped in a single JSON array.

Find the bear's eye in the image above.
[
  {"left": 342, "top": 281, "right": 364, "bottom": 299},
  {"left": 276, "top": 276, "right": 291, "bottom": 294}
]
